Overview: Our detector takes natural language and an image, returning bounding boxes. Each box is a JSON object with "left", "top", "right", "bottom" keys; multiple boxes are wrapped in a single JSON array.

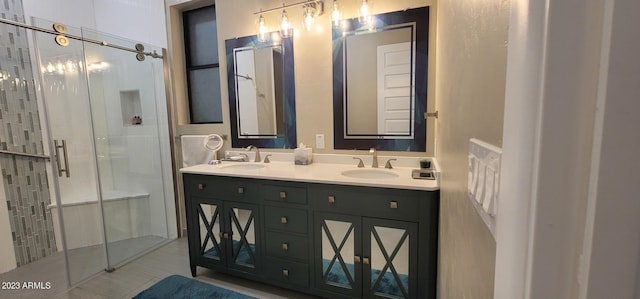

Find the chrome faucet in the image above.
[
  {"left": 245, "top": 145, "right": 261, "bottom": 162},
  {"left": 370, "top": 148, "right": 378, "bottom": 168}
]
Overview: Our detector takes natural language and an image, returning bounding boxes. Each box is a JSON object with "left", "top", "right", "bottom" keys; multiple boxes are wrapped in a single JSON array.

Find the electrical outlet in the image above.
[{"left": 315, "top": 134, "right": 325, "bottom": 149}]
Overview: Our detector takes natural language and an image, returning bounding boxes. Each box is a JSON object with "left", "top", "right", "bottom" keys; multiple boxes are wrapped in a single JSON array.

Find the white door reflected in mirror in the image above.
[{"left": 345, "top": 26, "right": 415, "bottom": 138}]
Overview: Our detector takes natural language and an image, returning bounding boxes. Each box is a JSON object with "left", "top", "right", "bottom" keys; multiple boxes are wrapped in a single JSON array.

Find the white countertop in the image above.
[{"left": 180, "top": 153, "right": 439, "bottom": 191}]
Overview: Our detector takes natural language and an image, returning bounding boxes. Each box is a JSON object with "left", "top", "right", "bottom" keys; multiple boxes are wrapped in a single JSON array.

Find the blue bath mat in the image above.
[{"left": 132, "top": 275, "right": 257, "bottom": 299}]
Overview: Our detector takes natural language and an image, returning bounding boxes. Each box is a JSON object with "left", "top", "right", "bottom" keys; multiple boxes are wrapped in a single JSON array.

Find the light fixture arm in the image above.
[{"left": 254, "top": 0, "right": 324, "bottom": 16}]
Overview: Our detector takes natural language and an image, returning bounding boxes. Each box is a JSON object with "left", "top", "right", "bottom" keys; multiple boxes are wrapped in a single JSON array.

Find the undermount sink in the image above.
[
  {"left": 218, "top": 163, "right": 266, "bottom": 170},
  {"left": 341, "top": 168, "right": 399, "bottom": 179}
]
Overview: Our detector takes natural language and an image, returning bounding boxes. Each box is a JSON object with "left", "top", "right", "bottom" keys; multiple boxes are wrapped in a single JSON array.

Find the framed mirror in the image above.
[
  {"left": 333, "top": 7, "right": 429, "bottom": 151},
  {"left": 226, "top": 33, "right": 296, "bottom": 148}
]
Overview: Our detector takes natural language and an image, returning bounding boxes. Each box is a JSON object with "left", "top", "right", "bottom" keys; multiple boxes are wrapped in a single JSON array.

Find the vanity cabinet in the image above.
[
  {"left": 183, "top": 174, "right": 439, "bottom": 299},
  {"left": 184, "top": 175, "right": 262, "bottom": 279}
]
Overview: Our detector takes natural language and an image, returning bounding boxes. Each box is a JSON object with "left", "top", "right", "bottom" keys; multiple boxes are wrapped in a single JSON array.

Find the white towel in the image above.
[{"left": 181, "top": 135, "right": 213, "bottom": 167}]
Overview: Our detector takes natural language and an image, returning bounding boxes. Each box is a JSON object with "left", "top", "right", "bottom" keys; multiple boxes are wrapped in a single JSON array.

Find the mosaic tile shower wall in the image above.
[{"left": 0, "top": 0, "right": 57, "bottom": 267}]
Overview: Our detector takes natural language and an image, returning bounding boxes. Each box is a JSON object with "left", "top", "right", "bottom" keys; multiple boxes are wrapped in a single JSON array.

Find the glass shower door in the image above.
[
  {"left": 80, "top": 29, "right": 169, "bottom": 267},
  {"left": 32, "top": 18, "right": 107, "bottom": 285}
]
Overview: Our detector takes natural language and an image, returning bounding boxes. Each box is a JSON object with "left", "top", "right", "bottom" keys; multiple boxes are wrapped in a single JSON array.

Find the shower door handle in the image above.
[{"left": 54, "top": 139, "right": 70, "bottom": 178}]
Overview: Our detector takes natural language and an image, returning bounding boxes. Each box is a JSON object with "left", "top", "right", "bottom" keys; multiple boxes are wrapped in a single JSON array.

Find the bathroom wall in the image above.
[
  {"left": 170, "top": 0, "right": 436, "bottom": 156},
  {"left": 435, "top": 0, "right": 509, "bottom": 298}
]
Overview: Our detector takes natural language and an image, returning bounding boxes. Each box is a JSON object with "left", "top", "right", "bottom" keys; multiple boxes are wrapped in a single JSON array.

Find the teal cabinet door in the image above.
[
  {"left": 363, "top": 218, "right": 418, "bottom": 299},
  {"left": 189, "top": 196, "right": 226, "bottom": 275},
  {"left": 225, "top": 201, "right": 261, "bottom": 274},
  {"left": 314, "top": 212, "right": 363, "bottom": 298}
]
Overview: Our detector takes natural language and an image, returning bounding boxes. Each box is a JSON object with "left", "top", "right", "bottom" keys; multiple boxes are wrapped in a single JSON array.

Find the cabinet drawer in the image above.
[
  {"left": 309, "top": 185, "right": 421, "bottom": 221},
  {"left": 265, "top": 231, "right": 308, "bottom": 261},
  {"left": 264, "top": 206, "right": 308, "bottom": 234},
  {"left": 264, "top": 257, "right": 309, "bottom": 288},
  {"left": 261, "top": 184, "right": 307, "bottom": 204},
  {"left": 184, "top": 174, "right": 258, "bottom": 202}
]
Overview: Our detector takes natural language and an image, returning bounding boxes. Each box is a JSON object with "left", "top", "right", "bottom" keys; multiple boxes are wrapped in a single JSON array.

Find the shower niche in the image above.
[{"left": 120, "top": 89, "right": 143, "bottom": 126}]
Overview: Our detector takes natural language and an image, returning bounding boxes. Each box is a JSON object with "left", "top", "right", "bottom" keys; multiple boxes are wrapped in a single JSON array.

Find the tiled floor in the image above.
[{"left": 0, "top": 237, "right": 318, "bottom": 299}]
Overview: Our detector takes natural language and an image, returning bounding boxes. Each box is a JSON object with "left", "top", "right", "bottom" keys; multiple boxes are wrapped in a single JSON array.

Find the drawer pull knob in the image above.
[
  {"left": 282, "top": 242, "right": 289, "bottom": 251},
  {"left": 279, "top": 191, "right": 287, "bottom": 199},
  {"left": 198, "top": 183, "right": 206, "bottom": 190},
  {"left": 219, "top": 232, "right": 229, "bottom": 239},
  {"left": 390, "top": 201, "right": 398, "bottom": 209},
  {"left": 281, "top": 216, "right": 288, "bottom": 224},
  {"left": 354, "top": 255, "right": 361, "bottom": 263},
  {"left": 238, "top": 187, "right": 244, "bottom": 194},
  {"left": 282, "top": 269, "right": 289, "bottom": 277},
  {"left": 363, "top": 257, "right": 370, "bottom": 265},
  {"left": 328, "top": 195, "right": 335, "bottom": 204}
]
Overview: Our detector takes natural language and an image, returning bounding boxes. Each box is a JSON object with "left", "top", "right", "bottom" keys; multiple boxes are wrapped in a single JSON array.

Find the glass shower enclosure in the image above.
[{"left": 31, "top": 19, "right": 174, "bottom": 285}]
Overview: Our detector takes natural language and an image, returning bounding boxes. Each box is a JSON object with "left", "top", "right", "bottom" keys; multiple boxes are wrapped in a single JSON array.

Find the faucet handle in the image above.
[
  {"left": 384, "top": 158, "right": 397, "bottom": 169},
  {"left": 263, "top": 154, "right": 272, "bottom": 163},
  {"left": 353, "top": 157, "right": 365, "bottom": 168}
]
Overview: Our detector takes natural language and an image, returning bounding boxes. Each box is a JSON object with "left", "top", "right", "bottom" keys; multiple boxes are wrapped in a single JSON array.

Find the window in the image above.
[{"left": 183, "top": 5, "right": 223, "bottom": 124}]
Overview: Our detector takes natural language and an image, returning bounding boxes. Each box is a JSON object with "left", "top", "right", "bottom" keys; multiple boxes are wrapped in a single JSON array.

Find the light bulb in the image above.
[
  {"left": 280, "top": 9, "right": 291, "bottom": 37},
  {"left": 331, "top": 1, "right": 341, "bottom": 27},
  {"left": 258, "top": 14, "right": 268, "bottom": 41},
  {"left": 359, "top": 0, "right": 370, "bottom": 24},
  {"left": 303, "top": 5, "right": 315, "bottom": 31},
  {"left": 56, "top": 62, "right": 64, "bottom": 74},
  {"left": 66, "top": 60, "right": 75, "bottom": 72}
]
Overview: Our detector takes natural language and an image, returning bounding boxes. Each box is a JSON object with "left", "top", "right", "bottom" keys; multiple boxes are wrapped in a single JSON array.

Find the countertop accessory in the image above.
[
  {"left": 412, "top": 169, "right": 435, "bottom": 180},
  {"left": 294, "top": 143, "right": 313, "bottom": 165},
  {"left": 203, "top": 134, "right": 224, "bottom": 164}
]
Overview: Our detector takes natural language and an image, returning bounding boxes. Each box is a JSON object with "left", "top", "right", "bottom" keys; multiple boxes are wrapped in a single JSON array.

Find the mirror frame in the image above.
[
  {"left": 225, "top": 34, "right": 297, "bottom": 148},
  {"left": 333, "top": 6, "right": 429, "bottom": 151}
]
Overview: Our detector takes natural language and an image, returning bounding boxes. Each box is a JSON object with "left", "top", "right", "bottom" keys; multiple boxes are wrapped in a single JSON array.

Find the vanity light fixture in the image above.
[{"left": 254, "top": 0, "right": 324, "bottom": 38}]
